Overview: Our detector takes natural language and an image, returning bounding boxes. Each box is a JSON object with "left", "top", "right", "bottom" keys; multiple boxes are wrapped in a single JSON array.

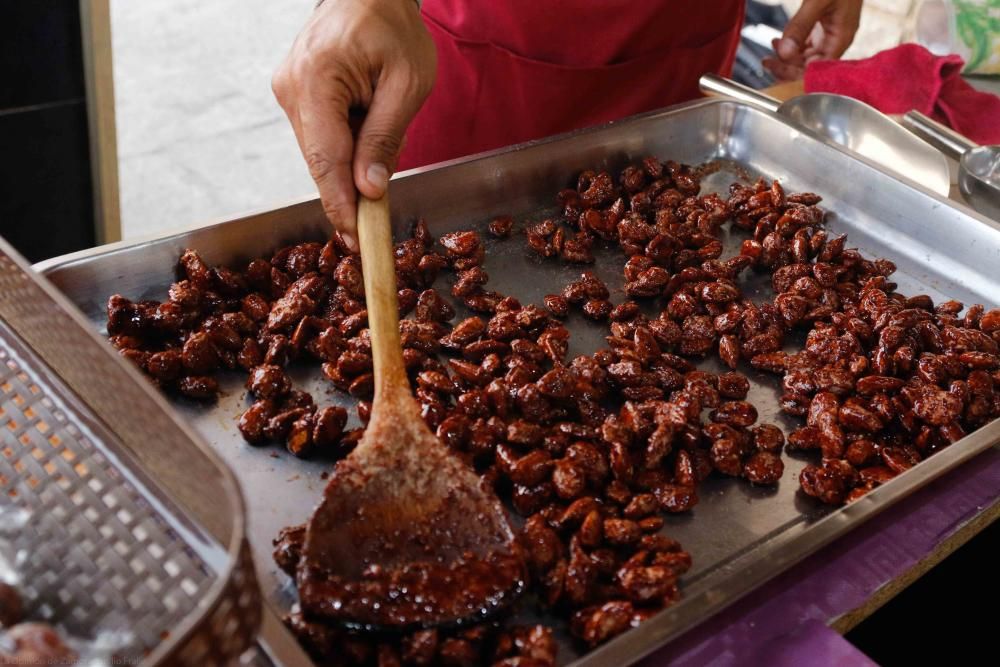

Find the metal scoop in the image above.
[
  {"left": 902, "top": 110, "right": 1000, "bottom": 221},
  {"left": 700, "top": 74, "right": 952, "bottom": 197}
]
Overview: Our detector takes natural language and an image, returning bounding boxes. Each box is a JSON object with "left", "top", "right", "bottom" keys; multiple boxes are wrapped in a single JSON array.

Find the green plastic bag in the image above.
[
  {"left": 916, "top": 0, "right": 1000, "bottom": 74},
  {"left": 954, "top": 0, "right": 1000, "bottom": 73}
]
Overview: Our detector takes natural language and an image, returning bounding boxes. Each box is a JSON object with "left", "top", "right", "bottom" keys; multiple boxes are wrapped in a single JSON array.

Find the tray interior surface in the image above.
[{"left": 37, "top": 100, "right": 1000, "bottom": 665}]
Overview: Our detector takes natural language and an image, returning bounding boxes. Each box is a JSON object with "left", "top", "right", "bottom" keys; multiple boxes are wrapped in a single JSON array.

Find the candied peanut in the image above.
[
  {"left": 272, "top": 524, "right": 304, "bottom": 576},
  {"left": 653, "top": 483, "right": 698, "bottom": 512},
  {"left": 240, "top": 293, "right": 270, "bottom": 322},
  {"left": 709, "top": 438, "right": 744, "bottom": 476},
  {"left": 522, "top": 523, "right": 564, "bottom": 577},
  {"left": 565, "top": 441, "right": 608, "bottom": 484},
  {"left": 799, "top": 460, "right": 854, "bottom": 505},
  {"left": 263, "top": 334, "right": 292, "bottom": 366},
  {"left": 179, "top": 249, "right": 213, "bottom": 288},
  {"left": 177, "top": 375, "right": 219, "bottom": 401},
  {"left": 679, "top": 315, "right": 715, "bottom": 356},
  {"left": 618, "top": 563, "right": 676, "bottom": 604},
  {"left": 751, "top": 423, "right": 785, "bottom": 453},
  {"left": 881, "top": 446, "right": 920, "bottom": 473},
  {"left": 348, "top": 373, "right": 374, "bottom": 398},
  {"left": 543, "top": 295, "right": 569, "bottom": 319},
  {"left": 440, "top": 231, "right": 481, "bottom": 257},
  {"left": 710, "top": 401, "right": 758, "bottom": 427},
  {"left": 512, "top": 483, "right": 554, "bottom": 516},
  {"left": 700, "top": 282, "right": 740, "bottom": 303},
  {"left": 622, "top": 493, "right": 657, "bottom": 519},
  {"left": 571, "top": 600, "right": 633, "bottom": 648},
  {"left": 417, "top": 253, "right": 448, "bottom": 285},
  {"left": 181, "top": 332, "right": 220, "bottom": 375},
  {"left": 751, "top": 352, "right": 787, "bottom": 373},
  {"left": 601, "top": 518, "right": 641, "bottom": 545},
  {"left": 742, "top": 451, "right": 784, "bottom": 485},
  {"left": 415, "top": 289, "right": 455, "bottom": 323},
  {"left": 451, "top": 269, "right": 488, "bottom": 301},
  {"left": 489, "top": 215, "right": 515, "bottom": 238},
  {"left": 960, "top": 351, "right": 999, "bottom": 369},
  {"left": 510, "top": 451, "right": 554, "bottom": 487},
  {"left": 147, "top": 350, "right": 183, "bottom": 381},
  {"left": 312, "top": 406, "right": 347, "bottom": 449},
  {"left": 577, "top": 510, "right": 603, "bottom": 549},
  {"left": 980, "top": 309, "right": 1000, "bottom": 334},
  {"left": 625, "top": 267, "right": 670, "bottom": 298},
  {"left": 286, "top": 415, "right": 315, "bottom": 457},
  {"left": 838, "top": 399, "right": 884, "bottom": 433},
  {"left": 813, "top": 366, "right": 854, "bottom": 396},
  {"left": 859, "top": 465, "right": 897, "bottom": 486},
  {"left": 787, "top": 426, "right": 821, "bottom": 450},
  {"left": 638, "top": 516, "right": 664, "bottom": 533},
  {"left": 718, "top": 334, "right": 740, "bottom": 369},
  {"left": 239, "top": 399, "right": 276, "bottom": 444},
  {"left": 718, "top": 371, "right": 750, "bottom": 399},
  {"left": 910, "top": 383, "right": 963, "bottom": 426},
  {"left": 845, "top": 438, "right": 878, "bottom": 467},
  {"left": 247, "top": 364, "right": 291, "bottom": 400},
  {"left": 582, "top": 299, "right": 612, "bottom": 321},
  {"left": 552, "top": 459, "right": 586, "bottom": 500},
  {"left": 536, "top": 367, "right": 576, "bottom": 399}
]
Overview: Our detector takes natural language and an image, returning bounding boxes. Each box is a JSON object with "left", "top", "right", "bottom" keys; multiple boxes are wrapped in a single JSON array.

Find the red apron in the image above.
[{"left": 400, "top": 0, "right": 745, "bottom": 170}]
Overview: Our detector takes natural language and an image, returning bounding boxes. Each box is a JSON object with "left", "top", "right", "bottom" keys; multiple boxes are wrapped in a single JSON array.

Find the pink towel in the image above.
[{"left": 805, "top": 43, "right": 1000, "bottom": 145}]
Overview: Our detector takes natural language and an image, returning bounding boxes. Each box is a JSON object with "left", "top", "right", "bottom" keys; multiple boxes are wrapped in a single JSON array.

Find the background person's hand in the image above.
[
  {"left": 273, "top": 0, "right": 436, "bottom": 249},
  {"left": 763, "top": 0, "right": 863, "bottom": 82}
]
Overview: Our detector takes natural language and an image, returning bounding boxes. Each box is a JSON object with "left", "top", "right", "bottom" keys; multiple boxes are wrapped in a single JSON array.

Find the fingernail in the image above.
[
  {"left": 777, "top": 38, "right": 799, "bottom": 57},
  {"left": 343, "top": 233, "right": 359, "bottom": 253},
  {"left": 366, "top": 163, "right": 389, "bottom": 193}
]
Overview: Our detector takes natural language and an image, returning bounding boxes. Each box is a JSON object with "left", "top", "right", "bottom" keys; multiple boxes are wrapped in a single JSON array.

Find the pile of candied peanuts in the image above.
[{"left": 104, "top": 155, "right": 1000, "bottom": 666}]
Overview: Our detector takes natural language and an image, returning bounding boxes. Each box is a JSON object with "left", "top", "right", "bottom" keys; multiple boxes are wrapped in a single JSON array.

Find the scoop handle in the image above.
[
  {"left": 357, "top": 195, "right": 408, "bottom": 402},
  {"left": 699, "top": 73, "right": 781, "bottom": 113},
  {"left": 902, "top": 111, "right": 977, "bottom": 160}
]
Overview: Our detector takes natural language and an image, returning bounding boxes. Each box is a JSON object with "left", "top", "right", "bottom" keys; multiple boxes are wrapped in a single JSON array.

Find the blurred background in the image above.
[
  {"left": 111, "top": 0, "right": 314, "bottom": 242},
  {"left": 0, "top": 0, "right": 933, "bottom": 263},
  {"left": 110, "top": 0, "right": 919, "bottom": 242}
]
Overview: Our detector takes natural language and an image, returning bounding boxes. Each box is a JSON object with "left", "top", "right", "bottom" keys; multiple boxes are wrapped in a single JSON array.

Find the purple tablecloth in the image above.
[{"left": 641, "top": 447, "right": 1000, "bottom": 666}]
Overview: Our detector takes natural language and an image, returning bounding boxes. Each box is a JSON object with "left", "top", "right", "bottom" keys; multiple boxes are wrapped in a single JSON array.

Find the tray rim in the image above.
[
  {"left": 33, "top": 98, "right": 1000, "bottom": 277},
  {"left": 32, "top": 97, "right": 1000, "bottom": 665}
]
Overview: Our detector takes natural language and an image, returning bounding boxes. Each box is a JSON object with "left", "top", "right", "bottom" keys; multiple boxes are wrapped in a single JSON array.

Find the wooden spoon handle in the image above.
[{"left": 357, "top": 195, "right": 408, "bottom": 402}]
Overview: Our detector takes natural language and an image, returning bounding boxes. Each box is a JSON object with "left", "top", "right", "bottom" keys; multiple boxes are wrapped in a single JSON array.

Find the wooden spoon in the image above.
[{"left": 297, "top": 195, "right": 525, "bottom": 632}]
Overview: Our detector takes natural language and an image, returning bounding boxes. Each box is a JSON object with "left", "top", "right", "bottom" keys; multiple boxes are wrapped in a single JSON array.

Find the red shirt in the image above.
[{"left": 400, "top": 0, "right": 745, "bottom": 169}]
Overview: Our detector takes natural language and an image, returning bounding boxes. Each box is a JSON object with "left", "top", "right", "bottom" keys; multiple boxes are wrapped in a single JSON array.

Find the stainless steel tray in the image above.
[{"left": 36, "top": 99, "right": 1000, "bottom": 666}]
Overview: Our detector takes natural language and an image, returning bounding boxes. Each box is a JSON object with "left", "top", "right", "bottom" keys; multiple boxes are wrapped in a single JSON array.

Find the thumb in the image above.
[
  {"left": 353, "top": 72, "right": 421, "bottom": 200},
  {"left": 777, "top": 0, "right": 826, "bottom": 62}
]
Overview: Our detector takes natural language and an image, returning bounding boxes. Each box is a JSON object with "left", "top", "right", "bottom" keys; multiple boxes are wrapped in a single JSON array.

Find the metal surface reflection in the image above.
[
  {"left": 904, "top": 111, "right": 1000, "bottom": 222},
  {"left": 701, "top": 74, "right": 952, "bottom": 197}
]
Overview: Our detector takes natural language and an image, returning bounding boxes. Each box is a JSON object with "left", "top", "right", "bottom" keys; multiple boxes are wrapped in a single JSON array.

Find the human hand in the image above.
[
  {"left": 763, "top": 0, "right": 863, "bottom": 82},
  {"left": 273, "top": 0, "right": 437, "bottom": 249}
]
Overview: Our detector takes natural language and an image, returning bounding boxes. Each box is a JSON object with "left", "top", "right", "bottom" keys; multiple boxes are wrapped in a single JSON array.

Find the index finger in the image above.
[
  {"left": 298, "top": 90, "right": 360, "bottom": 251},
  {"left": 816, "top": 26, "right": 856, "bottom": 60}
]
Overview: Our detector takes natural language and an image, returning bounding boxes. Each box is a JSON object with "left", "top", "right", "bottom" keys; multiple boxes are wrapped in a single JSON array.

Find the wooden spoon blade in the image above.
[{"left": 297, "top": 407, "right": 525, "bottom": 631}]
